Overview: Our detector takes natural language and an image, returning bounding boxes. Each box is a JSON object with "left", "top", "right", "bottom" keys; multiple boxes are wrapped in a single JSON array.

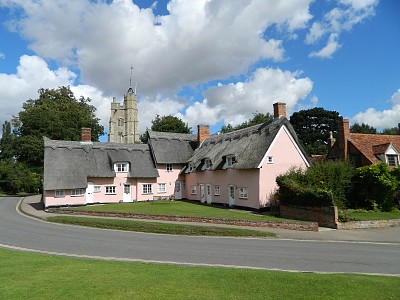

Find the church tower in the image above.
[{"left": 108, "top": 70, "right": 139, "bottom": 143}]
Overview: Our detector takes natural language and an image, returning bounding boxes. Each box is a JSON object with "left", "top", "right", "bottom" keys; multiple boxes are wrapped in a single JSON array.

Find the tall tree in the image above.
[
  {"left": 220, "top": 112, "right": 273, "bottom": 133},
  {"left": 0, "top": 121, "right": 16, "bottom": 160},
  {"left": 150, "top": 115, "right": 191, "bottom": 133},
  {"left": 381, "top": 126, "right": 400, "bottom": 135},
  {"left": 350, "top": 123, "right": 377, "bottom": 134},
  {"left": 290, "top": 107, "right": 341, "bottom": 155},
  {"left": 12, "top": 86, "right": 104, "bottom": 168}
]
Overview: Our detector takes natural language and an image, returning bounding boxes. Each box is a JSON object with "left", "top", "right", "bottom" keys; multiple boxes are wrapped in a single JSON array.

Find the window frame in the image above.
[
  {"left": 227, "top": 156, "right": 235, "bottom": 168},
  {"left": 94, "top": 186, "right": 101, "bottom": 193},
  {"left": 214, "top": 185, "right": 220, "bottom": 196},
  {"left": 115, "top": 162, "right": 129, "bottom": 172},
  {"left": 105, "top": 186, "right": 116, "bottom": 195},
  {"left": 191, "top": 185, "right": 197, "bottom": 195},
  {"left": 142, "top": 184, "right": 152, "bottom": 195},
  {"left": 55, "top": 190, "right": 65, "bottom": 198},
  {"left": 239, "top": 187, "right": 248, "bottom": 199},
  {"left": 71, "top": 188, "right": 85, "bottom": 197},
  {"left": 166, "top": 163, "right": 173, "bottom": 172},
  {"left": 387, "top": 154, "right": 399, "bottom": 167},
  {"left": 204, "top": 159, "right": 212, "bottom": 170},
  {"left": 267, "top": 156, "right": 274, "bottom": 164},
  {"left": 158, "top": 183, "right": 167, "bottom": 193}
]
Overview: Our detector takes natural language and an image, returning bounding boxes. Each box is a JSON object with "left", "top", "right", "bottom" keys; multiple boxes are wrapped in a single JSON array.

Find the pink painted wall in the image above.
[
  {"left": 258, "top": 125, "right": 309, "bottom": 207},
  {"left": 155, "top": 163, "right": 184, "bottom": 198}
]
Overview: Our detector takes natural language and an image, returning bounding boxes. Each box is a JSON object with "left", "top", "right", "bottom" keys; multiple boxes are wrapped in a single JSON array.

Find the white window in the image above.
[
  {"left": 71, "top": 188, "right": 85, "bottom": 196},
  {"left": 188, "top": 163, "right": 195, "bottom": 172},
  {"left": 227, "top": 156, "right": 236, "bottom": 167},
  {"left": 105, "top": 186, "right": 116, "bottom": 194},
  {"left": 94, "top": 186, "right": 101, "bottom": 193},
  {"left": 205, "top": 159, "right": 212, "bottom": 169},
  {"left": 166, "top": 164, "right": 173, "bottom": 172},
  {"left": 118, "top": 118, "right": 124, "bottom": 126},
  {"left": 267, "top": 156, "right": 274, "bottom": 164},
  {"left": 387, "top": 155, "right": 399, "bottom": 167},
  {"left": 115, "top": 163, "right": 129, "bottom": 172},
  {"left": 214, "top": 185, "right": 220, "bottom": 196},
  {"left": 239, "top": 187, "right": 248, "bottom": 199},
  {"left": 142, "top": 184, "right": 152, "bottom": 194},
  {"left": 55, "top": 190, "right": 64, "bottom": 198},
  {"left": 158, "top": 183, "right": 166, "bottom": 193},
  {"left": 191, "top": 185, "right": 197, "bottom": 195}
]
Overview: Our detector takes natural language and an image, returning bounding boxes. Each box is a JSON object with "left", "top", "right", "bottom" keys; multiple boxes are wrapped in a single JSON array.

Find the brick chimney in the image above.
[
  {"left": 197, "top": 125, "right": 210, "bottom": 146},
  {"left": 81, "top": 128, "right": 92, "bottom": 143},
  {"left": 337, "top": 119, "right": 350, "bottom": 160},
  {"left": 273, "top": 102, "right": 286, "bottom": 119}
]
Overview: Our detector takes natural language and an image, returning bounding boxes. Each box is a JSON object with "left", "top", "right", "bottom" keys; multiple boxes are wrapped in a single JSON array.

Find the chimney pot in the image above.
[
  {"left": 273, "top": 102, "right": 286, "bottom": 118},
  {"left": 197, "top": 125, "right": 210, "bottom": 146},
  {"left": 81, "top": 128, "right": 92, "bottom": 143}
]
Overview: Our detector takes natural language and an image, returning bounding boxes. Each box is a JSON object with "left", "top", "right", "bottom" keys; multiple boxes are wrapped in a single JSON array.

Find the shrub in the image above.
[{"left": 0, "top": 160, "right": 41, "bottom": 194}]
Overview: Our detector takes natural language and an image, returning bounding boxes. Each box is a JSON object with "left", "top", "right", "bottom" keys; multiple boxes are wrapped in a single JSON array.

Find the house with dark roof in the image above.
[
  {"left": 327, "top": 119, "right": 400, "bottom": 167},
  {"left": 43, "top": 103, "right": 310, "bottom": 210}
]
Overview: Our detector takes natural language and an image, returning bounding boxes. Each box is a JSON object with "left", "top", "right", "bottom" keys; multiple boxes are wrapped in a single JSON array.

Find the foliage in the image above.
[
  {"left": 0, "top": 121, "right": 16, "bottom": 160},
  {"left": 276, "top": 161, "right": 355, "bottom": 208},
  {"left": 11, "top": 86, "right": 104, "bottom": 168},
  {"left": 290, "top": 107, "right": 341, "bottom": 155},
  {"left": 2, "top": 249, "right": 400, "bottom": 300},
  {"left": 350, "top": 163, "right": 399, "bottom": 211},
  {"left": 151, "top": 114, "right": 191, "bottom": 133},
  {"left": 220, "top": 112, "right": 273, "bottom": 133},
  {"left": 343, "top": 209, "right": 400, "bottom": 221},
  {"left": 0, "top": 160, "right": 41, "bottom": 194},
  {"left": 381, "top": 126, "right": 400, "bottom": 135},
  {"left": 48, "top": 216, "right": 275, "bottom": 237},
  {"left": 350, "top": 122, "right": 377, "bottom": 134}
]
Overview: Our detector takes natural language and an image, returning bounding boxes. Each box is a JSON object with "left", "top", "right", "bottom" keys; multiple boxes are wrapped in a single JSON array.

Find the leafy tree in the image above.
[
  {"left": 12, "top": 86, "right": 104, "bottom": 168},
  {"left": 350, "top": 123, "right": 377, "bottom": 134},
  {"left": 220, "top": 112, "right": 273, "bottom": 133},
  {"left": 290, "top": 107, "right": 341, "bottom": 155},
  {"left": 150, "top": 115, "right": 191, "bottom": 134},
  {"left": 0, "top": 121, "right": 16, "bottom": 160},
  {"left": 0, "top": 160, "right": 41, "bottom": 194},
  {"left": 381, "top": 126, "right": 400, "bottom": 135}
]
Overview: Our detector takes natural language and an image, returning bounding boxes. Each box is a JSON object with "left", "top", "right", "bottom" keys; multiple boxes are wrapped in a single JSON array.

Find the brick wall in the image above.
[{"left": 280, "top": 205, "right": 338, "bottom": 228}]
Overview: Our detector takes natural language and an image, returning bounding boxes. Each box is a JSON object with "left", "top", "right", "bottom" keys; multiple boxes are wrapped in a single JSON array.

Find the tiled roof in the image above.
[{"left": 349, "top": 133, "right": 400, "bottom": 164}]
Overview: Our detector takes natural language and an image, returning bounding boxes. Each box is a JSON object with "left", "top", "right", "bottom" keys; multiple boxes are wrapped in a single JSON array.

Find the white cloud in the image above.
[
  {"left": 0, "top": 52, "right": 5, "bottom": 59},
  {"left": 306, "top": 0, "right": 378, "bottom": 58},
  {"left": 352, "top": 89, "right": 400, "bottom": 129},
  {"left": 179, "top": 67, "right": 313, "bottom": 129}
]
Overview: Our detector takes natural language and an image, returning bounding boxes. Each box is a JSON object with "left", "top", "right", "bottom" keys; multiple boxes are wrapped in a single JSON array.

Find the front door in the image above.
[
  {"left": 86, "top": 182, "right": 94, "bottom": 204},
  {"left": 228, "top": 185, "right": 235, "bottom": 207},
  {"left": 200, "top": 184, "right": 205, "bottom": 203},
  {"left": 206, "top": 184, "right": 212, "bottom": 204},
  {"left": 123, "top": 184, "right": 131, "bottom": 202},
  {"left": 174, "top": 181, "right": 182, "bottom": 200}
]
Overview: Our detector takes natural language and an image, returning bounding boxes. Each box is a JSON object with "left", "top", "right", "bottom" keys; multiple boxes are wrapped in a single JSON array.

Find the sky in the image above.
[{"left": 0, "top": 0, "right": 399, "bottom": 141}]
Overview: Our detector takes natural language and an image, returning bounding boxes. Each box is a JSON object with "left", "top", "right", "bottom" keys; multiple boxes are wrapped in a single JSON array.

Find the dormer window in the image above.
[
  {"left": 115, "top": 162, "right": 129, "bottom": 172},
  {"left": 204, "top": 159, "right": 212, "bottom": 170},
  {"left": 187, "top": 163, "right": 195, "bottom": 172},
  {"left": 227, "top": 156, "right": 236, "bottom": 168},
  {"left": 387, "top": 154, "right": 399, "bottom": 167}
]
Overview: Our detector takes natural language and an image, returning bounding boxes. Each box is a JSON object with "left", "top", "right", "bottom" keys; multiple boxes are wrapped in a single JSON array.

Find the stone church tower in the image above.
[{"left": 108, "top": 86, "right": 139, "bottom": 144}]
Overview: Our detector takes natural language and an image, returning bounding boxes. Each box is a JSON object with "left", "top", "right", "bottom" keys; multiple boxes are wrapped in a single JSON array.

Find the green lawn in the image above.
[
  {"left": 66, "top": 200, "right": 291, "bottom": 221},
  {"left": 1, "top": 249, "right": 399, "bottom": 300},
  {"left": 347, "top": 210, "right": 400, "bottom": 221},
  {"left": 47, "top": 216, "right": 276, "bottom": 237}
]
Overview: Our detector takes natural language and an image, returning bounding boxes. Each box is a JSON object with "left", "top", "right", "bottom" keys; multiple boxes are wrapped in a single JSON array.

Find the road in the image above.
[{"left": 0, "top": 197, "right": 399, "bottom": 275}]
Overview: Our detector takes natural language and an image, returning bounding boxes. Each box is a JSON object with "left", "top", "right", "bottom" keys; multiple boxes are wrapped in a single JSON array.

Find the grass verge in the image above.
[
  {"left": 347, "top": 210, "right": 400, "bottom": 221},
  {"left": 1, "top": 248, "right": 399, "bottom": 300},
  {"left": 66, "top": 200, "right": 293, "bottom": 221},
  {"left": 47, "top": 216, "right": 276, "bottom": 237}
]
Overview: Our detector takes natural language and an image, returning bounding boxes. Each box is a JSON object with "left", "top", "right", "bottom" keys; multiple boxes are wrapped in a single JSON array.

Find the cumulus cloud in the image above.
[
  {"left": 352, "top": 89, "right": 400, "bottom": 129},
  {"left": 179, "top": 67, "right": 313, "bottom": 129},
  {"left": 306, "top": 0, "right": 378, "bottom": 58}
]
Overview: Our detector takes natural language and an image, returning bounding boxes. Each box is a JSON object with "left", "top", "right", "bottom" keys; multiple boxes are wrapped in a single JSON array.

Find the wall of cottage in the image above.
[
  {"left": 259, "top": 126, "right": 310, "bottom": 207},
  {"left": 184, "top": 168, "right": 261, "bottom": 209}
]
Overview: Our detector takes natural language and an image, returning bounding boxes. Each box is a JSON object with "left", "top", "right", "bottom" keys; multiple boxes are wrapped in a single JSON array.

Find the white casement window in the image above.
[
  {"left": 105, "top": 186, "right": 116, "bottom": 194},
  {"left": 142, "top": 184, "right": 152, "bottom": 194},
  {"left": 115, "top": 163, "right": 129, "bottom": 172},
  {"left": 158, "top": 183, "right": 166, "bottom": 193},
  {"left": 204, "top": 159, "right": 212, "bottom": 169},
  {"left": 214, "top": 185, "right": 220, "bottom": 196},
  {"left": 191, "top": 185, "right": 197, "bottom": 195},
  {"left": 239, "top": 187, "right": 248, "bottom": 199},
  {"left": 55, "top": 190, "right": 65, "bottom": 198},
  {"left": 267, "top": 156, "right": 274, "bottom": 164},
  {"left": 227, "top": 156, "right": 236, "bottom": 167},
  {"left": 94, "top": 186, "right": 101, "bottom": 193},
  {"left": 71, "top": 188, "right": 85, "bottom": 196},
  {"left": 387, "top": 155, "right": 399, "bottom": 167},
  {"left": 166, "top": 164, "right": 173, "bottom": 172}
]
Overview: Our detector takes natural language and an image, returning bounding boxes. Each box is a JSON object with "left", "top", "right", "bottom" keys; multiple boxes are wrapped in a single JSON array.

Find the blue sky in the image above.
[{"left": 0, "top": 0, "right": 399, "bottom": 140}]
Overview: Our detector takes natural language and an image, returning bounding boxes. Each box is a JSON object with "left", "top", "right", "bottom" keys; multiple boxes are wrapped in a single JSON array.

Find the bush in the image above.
[
  {"left": 0, "top": 160, "right": 41, "bottom": 194},
  {"left": 350, "top": 163, "right": 399, "bottom": 211}
]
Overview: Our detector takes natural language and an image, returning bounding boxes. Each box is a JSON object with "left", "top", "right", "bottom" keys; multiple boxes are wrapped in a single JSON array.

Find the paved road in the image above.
[{"left": 1, "top": 197, "right": 399, "bottom": 275}]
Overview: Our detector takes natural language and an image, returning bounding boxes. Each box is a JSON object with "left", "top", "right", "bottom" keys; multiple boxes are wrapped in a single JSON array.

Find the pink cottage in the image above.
[{"left": 43, "top": 103, "right": 309, "bottom": 210}]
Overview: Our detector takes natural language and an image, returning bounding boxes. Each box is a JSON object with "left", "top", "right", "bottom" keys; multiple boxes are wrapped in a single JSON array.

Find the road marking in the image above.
[{"left": 0, "top": 242, "right": 399, "bottom": 277}]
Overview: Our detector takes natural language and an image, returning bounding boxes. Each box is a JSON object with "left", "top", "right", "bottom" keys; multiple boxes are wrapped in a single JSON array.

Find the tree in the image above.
[
  {"left": 0, "top": 121, "right": 16, "bottom": 160},
  {"left": 381, "top": 126, "right": 400, "bottom": 135},
  {"left": 150, "top": 115, "right": 192, "bottom": 134},
  {"left": 290, "top": 107, "right": 341, "bottom": 155},
  {"left": 350, "top": 123, "right": 377, "bottom": 134},
  {"left": 220, "top": 112, "right": 273, "bottom": 133},
  {"left": 12, "top": 86, "right": 104, "bottom": 168}
]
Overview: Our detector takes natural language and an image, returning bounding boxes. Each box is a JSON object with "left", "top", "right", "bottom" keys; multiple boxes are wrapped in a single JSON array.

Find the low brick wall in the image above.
[
  {"left": 280, "top": 205, "right": 338, "bottom": 229},
  {"left": 48, "top": 209, "right": 319, "bottom": 231},
  {"left": 337, "top": 219, "right": 400, "bottom": 230}
]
